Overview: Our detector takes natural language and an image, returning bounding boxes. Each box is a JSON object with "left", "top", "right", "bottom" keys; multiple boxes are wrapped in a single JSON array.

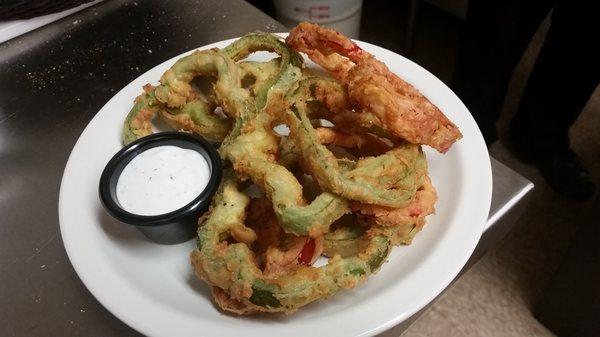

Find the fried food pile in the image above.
[{"left": 122, "top": 23, "right": 461, "bottom": 314}]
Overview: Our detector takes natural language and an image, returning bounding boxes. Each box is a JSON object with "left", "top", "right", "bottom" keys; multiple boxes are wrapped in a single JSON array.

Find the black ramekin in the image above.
[{"left": 99, "top": 132, "right": 222, "bottom": 244}]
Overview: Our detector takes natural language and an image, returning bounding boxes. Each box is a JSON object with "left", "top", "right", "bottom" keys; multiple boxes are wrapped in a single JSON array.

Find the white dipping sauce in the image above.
[{"left": 116, "top": 145, "right": 210, "bottom": 216}]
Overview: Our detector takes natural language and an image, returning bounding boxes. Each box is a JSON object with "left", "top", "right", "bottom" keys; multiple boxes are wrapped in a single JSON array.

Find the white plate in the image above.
[{"left": 59, "top": 35, "right": 492, "bottom": 337}]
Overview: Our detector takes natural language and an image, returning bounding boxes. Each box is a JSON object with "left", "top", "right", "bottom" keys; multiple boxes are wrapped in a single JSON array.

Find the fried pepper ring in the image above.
[
  {"left": 322, "top": 219, "right": 366, "bottom": 258},
  {"left": 286, "top": 22, "right": 462, "bottom": 153},
  {"left": 217, "top": 34, "right": 349, "bottom": 237},
  {"left": 315, "top": 127, "right": 393, "bottom": 155},
  {"left": 158, "top": 58, "right": 285, "bottom": 142},
  {"left": 357, "top": 175, "right": 437, "bottom": 244},
  {"left": 127, "top": 37, "right": 287, "bottom": 143},
  {"left": 160, "top": 101, "right": 232, "bottom": 142},
  {"left": 324, "top": 175, "right": 436, "bottom": 259},
  {"left": 123, "top": 90, "right": 232, "bottom": 144},
  {"left": 285, "top": 77, "right": 425, "bottom": 208},
  {"left": 121, "top": 50, "right": 237, "bottom": 144},
  {"left": 191, "top": 174, "right": 391, "bottom": 314},
  {"left": 246, "top": 198, "right": 324, "bottom": 278},
  {"left": 122, "top": 58, "right": 286, "bottom": 145},
  {"left": 237, "top": 58, "right": 282, "bottom": 96},
  {"left": 122, "top": 84, "right": 159, "bottom": 144}
]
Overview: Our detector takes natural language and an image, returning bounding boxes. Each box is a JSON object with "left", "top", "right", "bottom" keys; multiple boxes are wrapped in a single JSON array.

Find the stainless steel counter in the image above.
[{"left": 0, "top": 1, "right": 533, "bottom": 336}]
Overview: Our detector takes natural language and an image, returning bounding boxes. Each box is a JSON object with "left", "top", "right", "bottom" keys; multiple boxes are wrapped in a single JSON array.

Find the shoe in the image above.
[
  {"left": 535, "top": 149, "right": 596, "bottom": 201},
  {"left": 504, "top": 130, "right": 595, "bottom": 200}
]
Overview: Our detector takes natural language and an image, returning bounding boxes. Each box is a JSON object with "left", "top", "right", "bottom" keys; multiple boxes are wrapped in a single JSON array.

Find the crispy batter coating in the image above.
[
  {"left": 358, "top": 176, "right": 437, "bottom": 245},
  {"left": 246, "top": 198, "right": 324, "bottom": 278},
  {"left": 286, "top": 77, "right": 425, "bottom": 208},
  {"left": 315, "top": 127, "right": 393, "bottom": 155},
  {"left": 286, "top": 22, "right": 462, "bottom": 153},
  {"left": 192, "top": 175, "right": 390, "bottom": 314}
]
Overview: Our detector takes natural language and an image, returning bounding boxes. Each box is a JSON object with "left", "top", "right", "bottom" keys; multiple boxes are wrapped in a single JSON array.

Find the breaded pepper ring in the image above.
[
  {"left": 121, "top": 47, "right": 242, "bottom": 144},
  {"left": 122, "top": 84, "right": 159, "bottom": 144},
  {"left": 191, "top": 174, "right": 391, "bottom": 314},
  {"left": 356, "top": 175, "right": 437, "bottom": 245},
  {"left": 324, "top": 175, "right": 436, "bottom": 258},
  {"left": 245, "top": 197, "right": 324, "bottom": 279},
  {"left": 159, "top": 58, "right": 283, "bottom": 142},
  {"left": 160, "top": 100, "right": 232, "bottom": 142},
  {"left": 237, "top": 58, "right": 282, "bottom": 96},
  {"left": 285, "top": 77, "right": 425, "bottom": 208},
  {"left": 322, "top": 220, "right": 366, "bottom": 258},
  {"left": 122, "top": 87, "right": 231, "bottom": 144},
  {"left": 122, "top": 59, "right": 285, "bottom": 145},
  {"left": 286, "top": 22, "right": 462, "bottom": 153},
  {"left": 218, "top": 34, "right": 349, "bottom": 237}
]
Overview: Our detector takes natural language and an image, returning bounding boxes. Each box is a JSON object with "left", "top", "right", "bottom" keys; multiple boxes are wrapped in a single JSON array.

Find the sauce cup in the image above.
[{"left": 99, "top": 132, "right": 222, "bottom": 244}]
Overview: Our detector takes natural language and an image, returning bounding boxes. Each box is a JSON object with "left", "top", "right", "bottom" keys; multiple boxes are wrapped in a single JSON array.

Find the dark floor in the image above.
[{"left": 249, "top": 1, "right": 599, "bottom": 336}]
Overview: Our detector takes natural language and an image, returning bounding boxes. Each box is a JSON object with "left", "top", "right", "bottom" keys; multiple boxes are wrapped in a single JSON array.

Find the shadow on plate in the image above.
[
  {"left": 97, "top": 205, "right": 150, "bottom": 246},
  {"left": 186, "top": 269, "right": 212, "bottom": 298},
  {"left": 185, "top": 269, "right": 228, "bottom": 314}
]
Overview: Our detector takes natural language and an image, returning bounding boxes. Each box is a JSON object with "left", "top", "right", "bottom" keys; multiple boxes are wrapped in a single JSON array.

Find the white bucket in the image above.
[{"left": 274, "top": 0, "right": 363, "bottom": 38}]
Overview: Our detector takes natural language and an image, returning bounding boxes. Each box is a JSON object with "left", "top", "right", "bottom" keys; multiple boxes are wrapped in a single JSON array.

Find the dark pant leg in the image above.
[
  {"left": 512, "top": 0, "right": 600, "bottom": 155},
  {"left": 452, "top": 0, "right": 555, "bottom": 144}
]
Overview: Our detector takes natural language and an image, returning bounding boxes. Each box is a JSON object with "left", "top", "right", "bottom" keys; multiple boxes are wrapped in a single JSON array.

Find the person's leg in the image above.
[
  {"left": 512, "top": 0, "right": 599, "bottom": 152},
  {"left": 452, "top": 0, "right": 555, "bottom": 145},
  {"left": 510, "top": 0, "right": 599, "bottom": 199}
]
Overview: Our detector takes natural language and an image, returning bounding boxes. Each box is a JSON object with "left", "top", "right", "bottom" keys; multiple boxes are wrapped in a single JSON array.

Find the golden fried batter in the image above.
[{"left": 287, "top": 22, "right": 462, "bottom": 153}]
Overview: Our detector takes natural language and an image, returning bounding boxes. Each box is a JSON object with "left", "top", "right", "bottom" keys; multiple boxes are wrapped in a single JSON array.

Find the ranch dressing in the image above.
[{"left": 116, "top": 145, "right": 210, "bottom": 216}]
